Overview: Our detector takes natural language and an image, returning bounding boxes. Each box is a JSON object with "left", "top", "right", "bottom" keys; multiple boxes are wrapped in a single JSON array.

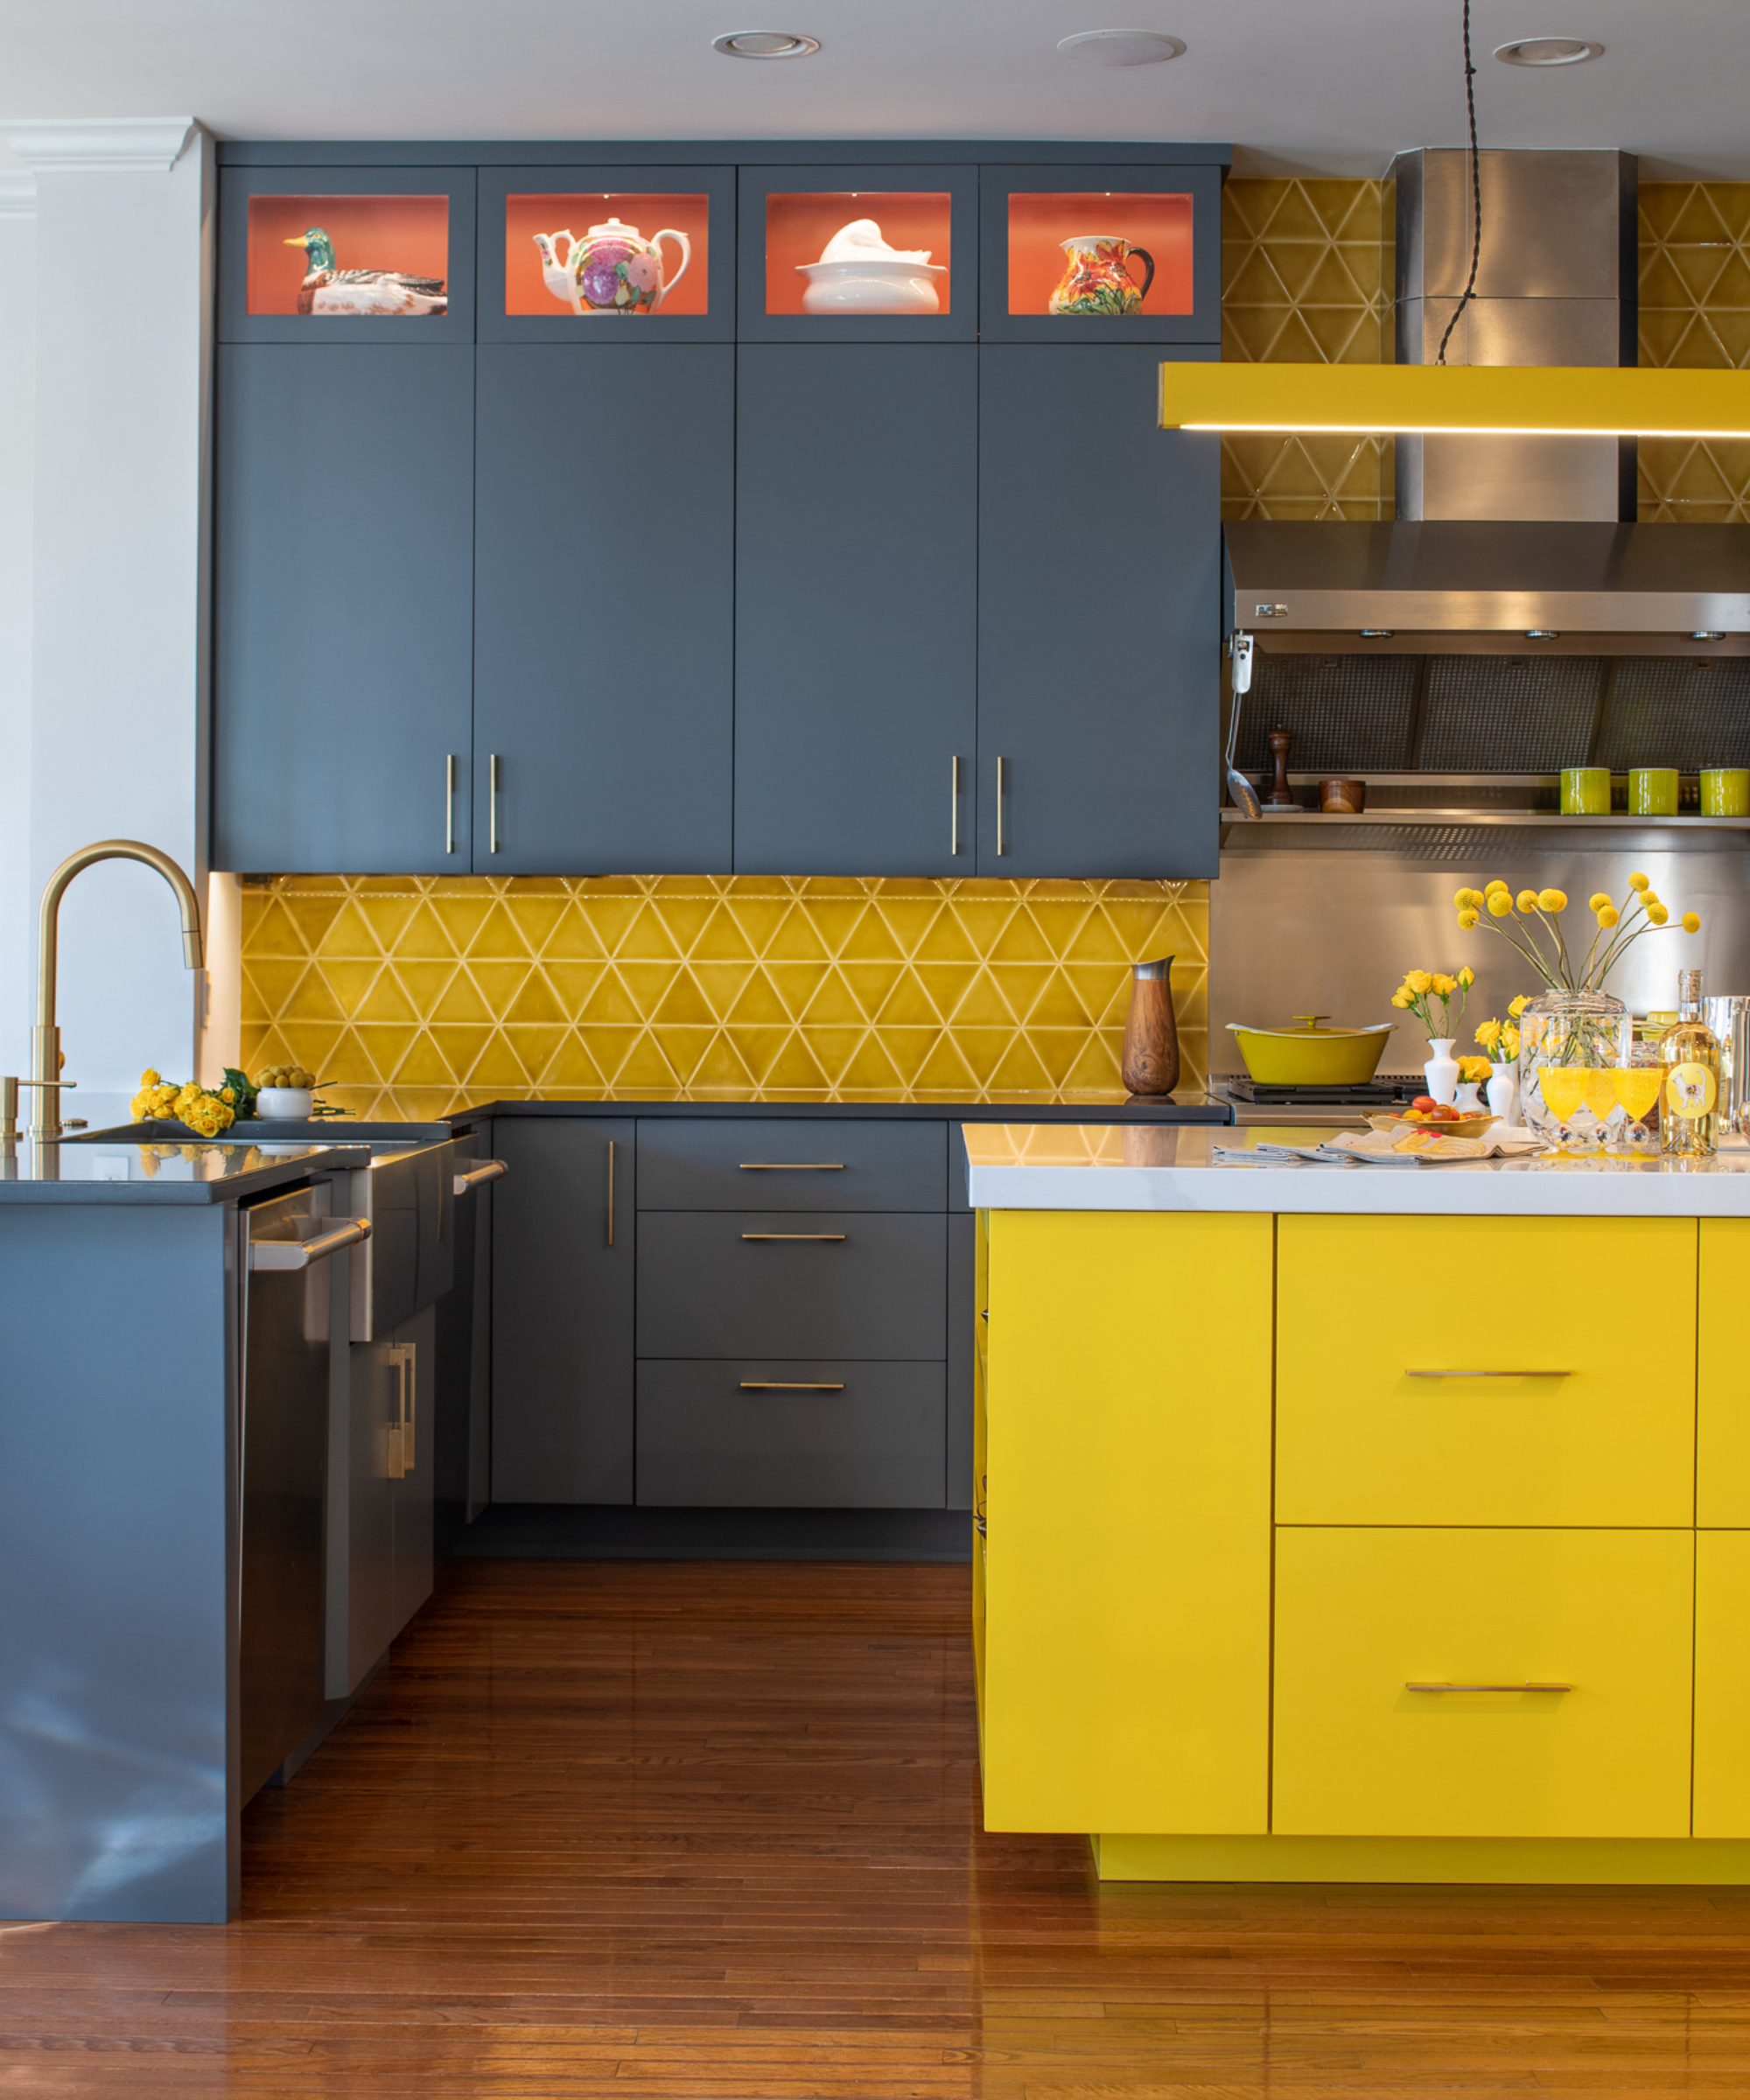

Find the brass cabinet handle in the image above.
[
  {"left": 1407, "top": 1369, "right": 1572, "bottom": 1379},
  {"left": 388, "top": 1341, "right": 416, "bottom": 1477},
  {"left": 738, "top": 1162, "right": 844, "bottom": 1171},
  {"left": 997, "top": 755, "right": 1007, "bottom": 856},
  {"left": 453, "top": 1158, "right": 506, "bottom": 1195},
  {"left": 489, "top": 752, "right": 501, "bottom": 853},
  {"left": 739, "top": 1382, "right": 845, "bottom": 1392},
  {"left": 1406, "top": 1681, "right": 1573, "bottom": 1693},
  {"left": 951, "top": 753, "right": 962, "bottom": 856},
  {"left": 606, "top": 1138, "right": 615, "bottom": 1248},
  {"left": 249, "top": 1217, "right": 371, "bottom": 1270},
  {"left": 740, "top": 1232, "right": 845, "bottom": 1241},
  {"left": 445, "top": 753, "right": 458, "bottom": 855}
]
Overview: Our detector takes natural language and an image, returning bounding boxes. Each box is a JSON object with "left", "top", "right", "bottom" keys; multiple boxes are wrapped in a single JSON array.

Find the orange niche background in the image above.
[
  {"left": 504, "top": 194, "right": 710, "bottom": 317},
  {"left": 765, "top": 193, "right": 952, "bottom": 315}
]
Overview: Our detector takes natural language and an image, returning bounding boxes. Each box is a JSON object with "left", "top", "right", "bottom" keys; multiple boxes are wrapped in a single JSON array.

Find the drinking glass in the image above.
[
  {"left": 1610, "top": 1067, "right": 1663, "bottom": 1152},
  {"left": 1536, "top": 1066, "right": 1618, "bottom": 1151}
]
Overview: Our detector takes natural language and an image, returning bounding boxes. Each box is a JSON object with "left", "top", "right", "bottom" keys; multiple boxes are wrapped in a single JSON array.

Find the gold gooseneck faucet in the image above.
[{"left": 32, "top": 841, "right": 205, "bottom": 1141}]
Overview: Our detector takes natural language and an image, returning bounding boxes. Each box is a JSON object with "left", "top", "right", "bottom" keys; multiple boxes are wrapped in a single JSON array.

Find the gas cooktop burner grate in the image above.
[{"left": 1220, "top": 1074, "right": 1426, "bottom": 1106}]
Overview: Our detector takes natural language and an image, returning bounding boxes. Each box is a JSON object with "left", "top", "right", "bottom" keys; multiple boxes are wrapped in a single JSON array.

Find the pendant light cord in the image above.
[{"left": 1435, "top": 0, "right": 1482, "bottom": 366}]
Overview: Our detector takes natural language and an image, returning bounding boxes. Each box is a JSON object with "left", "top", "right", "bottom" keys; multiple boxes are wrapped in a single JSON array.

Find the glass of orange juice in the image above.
[{"left": 1537, "top": 1065, "right": 1618, "bottom": 1150}]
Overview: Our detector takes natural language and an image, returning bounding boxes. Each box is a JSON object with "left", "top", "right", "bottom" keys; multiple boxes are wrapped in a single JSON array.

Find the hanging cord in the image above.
[{"left": 1435, "top": 0, "right": 1482, "bottom": 366}]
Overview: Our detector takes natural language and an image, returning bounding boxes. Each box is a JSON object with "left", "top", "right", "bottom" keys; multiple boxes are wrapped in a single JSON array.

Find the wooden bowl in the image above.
[
  {"left": 1320, "top": 777, "right": 1367, "bottom": 814},
  {"left": 1364, "top": 1110, "right": 1497, "bottom": 1140}
]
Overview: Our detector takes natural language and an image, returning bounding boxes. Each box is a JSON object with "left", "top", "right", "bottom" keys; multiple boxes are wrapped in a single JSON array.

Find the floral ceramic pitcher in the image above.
[
  {"left": 1047, "top": 234, "right": 1155, "bottom": 317},
  {"left": 533, "top": 218, "right": 691, "bottom": 315}
]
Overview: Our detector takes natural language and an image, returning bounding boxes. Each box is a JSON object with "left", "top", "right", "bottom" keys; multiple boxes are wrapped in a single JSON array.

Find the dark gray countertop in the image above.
[
  {"left": 452, "top": 1089, "right": 1230, "bottom": 1124},
  {"left": 0, "top": 1136, "right": 372, "bottom": 1204}
]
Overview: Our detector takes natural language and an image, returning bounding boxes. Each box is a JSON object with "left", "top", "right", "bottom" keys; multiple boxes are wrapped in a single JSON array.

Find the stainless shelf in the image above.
[{"left": 1222, "top": 808, "right": 1750, "bottom": 829}]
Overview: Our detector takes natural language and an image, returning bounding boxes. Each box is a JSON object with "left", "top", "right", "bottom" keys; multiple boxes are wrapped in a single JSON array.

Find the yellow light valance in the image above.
[{"left": 1158, "top": 363, "right": 1750, "bottom": 438}]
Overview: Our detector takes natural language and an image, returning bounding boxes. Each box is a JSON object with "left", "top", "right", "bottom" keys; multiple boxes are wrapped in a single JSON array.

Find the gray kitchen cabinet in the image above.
[
  {"left": 636, "top": 1115, "right": 945, "bottom": 1211},
  {"left": 975, "top": 345, "right": 1222, "bottom": 878},
  {"left": 733, "top": 345, "right": 977, "bottom": 876},
  {"left": 213, "top": 344, "right": 476, "bottom": 874},
  {"left": 472, "top": 345, "right": 734, "bottom": 872},
  {"left": 492, "top": 1117, "right": 634, "bottom": 1502}
]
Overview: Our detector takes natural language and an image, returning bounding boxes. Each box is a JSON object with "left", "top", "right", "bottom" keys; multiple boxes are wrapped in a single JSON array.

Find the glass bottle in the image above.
[{"left": 1660, "top": 969, "right": 1722, "bottom": 1158}]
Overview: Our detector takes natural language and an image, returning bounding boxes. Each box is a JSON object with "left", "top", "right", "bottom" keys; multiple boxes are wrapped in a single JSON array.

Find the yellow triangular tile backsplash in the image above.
[{"left": 241, "top": 875, "right": 1210, "bottom": 1120}]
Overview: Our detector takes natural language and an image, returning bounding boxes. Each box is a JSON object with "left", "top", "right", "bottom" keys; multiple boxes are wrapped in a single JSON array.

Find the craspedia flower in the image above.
[
  {"left": 1517, "top": 890, "right": 1540, "bottom": 914},
  {"left": 1458, "top": 908, "right": 1479, "bottom": 930},
  {"left": 1647, "top": 902, "right": 1670, "bottom": 925},
  {"left": 1538, "top": 888, "right": 1567, "bottom": 912},
  {"left": 1684, "top": 912, "right": 1701, "bottom": 934},
  {"left": 1597, "top": 905, "right": 1619, "bottom": 928},
  {"left": 1588, "top": 892, "right": 1612, "bottom": 913},
  {"left": 1629, "top": 872, "right": 1650, "bottom": 892},
  {"left": 1488, "top": 891, "right": 1514, "bottom": 916}
]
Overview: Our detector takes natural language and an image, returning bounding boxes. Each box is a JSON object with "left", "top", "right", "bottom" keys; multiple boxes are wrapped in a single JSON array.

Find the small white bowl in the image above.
[
  {"left": 796, "top": 258, "right": 944, "bottom": 315},
  {"left": 256, "top": 1087, "right": 314, "bottom": 1120}
]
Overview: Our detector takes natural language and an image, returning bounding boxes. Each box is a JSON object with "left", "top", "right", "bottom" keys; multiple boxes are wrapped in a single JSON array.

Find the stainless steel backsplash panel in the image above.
[{"left": 1211, "top": 830, "right": 1750, "bottom": 1051}]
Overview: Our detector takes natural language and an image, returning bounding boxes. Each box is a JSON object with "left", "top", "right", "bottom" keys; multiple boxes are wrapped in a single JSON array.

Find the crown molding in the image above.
[
  {"left": 0, "top": 173, "right": 35, "bottom": 219},
  {"left": 3, "top": 118, "right": 198, "bottom": 174}
]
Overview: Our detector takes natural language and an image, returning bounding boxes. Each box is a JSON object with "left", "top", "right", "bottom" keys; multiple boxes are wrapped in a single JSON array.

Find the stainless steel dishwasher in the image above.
[{"left": 238, "top": 1185, "right": 369, "bottom": 1802}]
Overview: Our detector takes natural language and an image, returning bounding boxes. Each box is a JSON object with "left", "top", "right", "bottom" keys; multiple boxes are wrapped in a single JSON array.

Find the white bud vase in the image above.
[
  {"left": 1486, "top": 1063, "right": 1518, "bottom": 1126},
  {"left": 1423, "top": 1037, "right": 1460, "bottom": 1104}
]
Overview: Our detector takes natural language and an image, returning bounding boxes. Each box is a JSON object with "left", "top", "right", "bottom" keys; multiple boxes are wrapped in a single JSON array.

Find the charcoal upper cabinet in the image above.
[
  {"left": 492, "top": 1117, "right": 634, "bottom": 1502},
  {"left": 734, "top": 346, "right": 977, "bottom": 875},
  {"left": 472, "top": 345, "right": 734, "bottom": 872},
  {"left": 214, "top": 345, "right": 476, "bottom": 873},
  {"left": 976, "top": 346, "right": 1221, "bottom": 878}
]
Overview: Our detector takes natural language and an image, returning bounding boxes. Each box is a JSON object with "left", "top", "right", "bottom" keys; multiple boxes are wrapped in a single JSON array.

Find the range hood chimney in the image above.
[{"left": 1393, "top": 148, "right": 1638, "bottom": 522}]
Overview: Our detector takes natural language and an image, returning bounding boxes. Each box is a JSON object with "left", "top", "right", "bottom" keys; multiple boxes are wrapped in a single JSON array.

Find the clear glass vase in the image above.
[{"left": 1517, "top": 989, "right": 1630, "bottom": 1149}]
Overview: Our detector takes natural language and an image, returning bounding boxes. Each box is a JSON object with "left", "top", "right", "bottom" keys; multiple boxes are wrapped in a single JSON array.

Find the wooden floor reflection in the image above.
[{"left": 3, "top": 1558, "right": 1750, "bottom": 2093}]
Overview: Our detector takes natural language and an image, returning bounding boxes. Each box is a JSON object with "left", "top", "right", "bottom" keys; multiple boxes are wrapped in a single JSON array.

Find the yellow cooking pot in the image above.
[{"left": 1226, "top": 1013, "right": 1396, "bottom": 1086}]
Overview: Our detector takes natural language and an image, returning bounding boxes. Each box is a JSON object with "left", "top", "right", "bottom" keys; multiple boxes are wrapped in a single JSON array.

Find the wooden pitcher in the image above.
[{"left": 1121, "top": 956, "right": 1180, "bottom": 1096}]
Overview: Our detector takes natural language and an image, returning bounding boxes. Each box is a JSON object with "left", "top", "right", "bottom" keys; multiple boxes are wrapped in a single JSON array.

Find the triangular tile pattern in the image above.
[
  {"left": 1220, "top": 178, "right": 1394, "bottom": 523},
  {"left": 240, "top": 875, "right": 1210, "bottom": 1121},
  {"left": 1638, "top": 183, "right": 1750, "bottom": 523}
]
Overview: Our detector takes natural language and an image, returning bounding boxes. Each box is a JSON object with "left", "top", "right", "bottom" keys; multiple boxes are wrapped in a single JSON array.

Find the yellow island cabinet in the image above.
[{"left": 967, "top": 1123, "right": 1750, "bottom": 1883}]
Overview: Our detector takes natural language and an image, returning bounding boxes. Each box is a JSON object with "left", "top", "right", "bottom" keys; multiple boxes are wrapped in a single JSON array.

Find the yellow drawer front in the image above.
[
  {"left": 1278, "top": 1215, "right": 1697, "bottom": 1527},
  {"left": 1695, "top": 1531, "right": 1750, "bottom": 1837},
  {"left": 1698, "top": 1222, "right": 1750, "bottom": 1527},
  {"left": 982, "top": 1209, "right": 1273, "bottom": 1836},
  {"left": 1274, "top": 1527, "right": 1694, "bottom": 1838}
]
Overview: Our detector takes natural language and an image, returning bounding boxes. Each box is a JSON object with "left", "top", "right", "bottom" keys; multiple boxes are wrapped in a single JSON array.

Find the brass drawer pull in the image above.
[
  {"left": 1405, "top": 1681, "right": 1574, "bottom": 1693},
  {"left": 951, "top": 753, "right": 962, "bottom": 856},
  {"left": 738, "top": 1161, "right": 844, "bottom": 1171},
  {"left": 739, "top": 1382, "right": 845, "bottom": 1392},
  {"left": 1407, "top": 1368, "right": 1572, "bottom": 1379},
  {"left": 444, "top": 752, "right": 458, "bottom": 855},
  {"left": 740, "top": 1232, "right": 846, "bottom": 1241}
]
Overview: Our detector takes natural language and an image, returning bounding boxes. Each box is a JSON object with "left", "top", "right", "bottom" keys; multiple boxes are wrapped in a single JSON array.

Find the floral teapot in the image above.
[
  {"left": 532, "top": 217, "right": 691, "bottom": 315},
  {"left": 1047, "top": 234, "right": 1154, "bottom": 317}
]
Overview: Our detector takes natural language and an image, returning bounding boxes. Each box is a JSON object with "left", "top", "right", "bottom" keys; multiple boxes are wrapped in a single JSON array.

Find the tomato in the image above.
[{"left": 1410, "top": 1096, "right": 1440, "bottom": 1113}]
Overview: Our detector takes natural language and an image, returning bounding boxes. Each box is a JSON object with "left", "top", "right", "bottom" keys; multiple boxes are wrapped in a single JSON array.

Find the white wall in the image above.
[
  {"left": 4, "top": 120, "right": 214, "bottom": 1126},
  {"left": 0, "top": 176, "right": 34, "bottom": 1088}
]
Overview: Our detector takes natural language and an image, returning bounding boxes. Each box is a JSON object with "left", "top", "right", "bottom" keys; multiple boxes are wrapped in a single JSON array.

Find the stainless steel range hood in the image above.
[{"left": 1227, "top": 519, "right": 1750, "bottom": 643}]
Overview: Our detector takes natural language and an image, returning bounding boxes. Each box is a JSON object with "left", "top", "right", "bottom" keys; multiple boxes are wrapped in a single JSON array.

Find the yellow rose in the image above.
[
  {"left": 1475, "top": 1019, "right": 1501, "bottom": 1048},
  {"left": 1457, "top": 908, "right": 1479, "bottom": 930},
  {"left": 1457, "top": 966, "right": 1474, "bottom": 989},
  {"left": 1460, "top": 1055, "right": 1491, "bottom": 1082},
  {"left": 1647, "top": 902, "right": 1670, "bottom": 926},
  {"left": 1502, "top": 1025, "right": 1520, "bottom": 1058},
  {"left": 139, "top": 1068, "right": 160, "bottom": 1088},
  {"left": 1404, "top": 970, "right": 1432, "bottom": 994},
  {"left": 1391, "top": 989, "right": 1412, "bottom": 1008},
  {"left": 1538, "top": 888, "right": 1567, "bottom": 912},
  {"left": 1488, "top": 892, "right": 1513, "bottom": 917},
  {"left": 1684, "top": 912, "right": 1701, "bottom": 934},
  {"left": 1432, "top": 973, "right": 1456, "bottom": 997},
  {"left": 1508, "top": 994, "right": 1529, "bottom": 1018},
  {"left": 1596, "top": 905, "right": 1619, "bottom": 928},
  {"left": 1629, "top": 872, "right": 1649, "bottom": 892}
]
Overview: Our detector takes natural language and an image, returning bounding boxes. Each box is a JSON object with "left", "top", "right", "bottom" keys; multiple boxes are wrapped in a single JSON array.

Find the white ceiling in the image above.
[{"left": 1, "top": 0, "right": 1746, "bottom": 180}]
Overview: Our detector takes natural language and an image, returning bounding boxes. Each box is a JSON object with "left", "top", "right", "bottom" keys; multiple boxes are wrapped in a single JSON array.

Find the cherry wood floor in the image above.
[{"left": 3, "top": 1559, "right": 1750, "bottom": 2095}]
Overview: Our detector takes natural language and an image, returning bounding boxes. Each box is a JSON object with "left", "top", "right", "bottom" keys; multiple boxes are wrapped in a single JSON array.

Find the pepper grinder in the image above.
[{"left": 1264, "top": 727, "right": 1297, "bottom": 807}]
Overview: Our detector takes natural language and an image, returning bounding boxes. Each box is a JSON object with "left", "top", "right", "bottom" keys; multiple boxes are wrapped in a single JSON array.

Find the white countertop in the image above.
[{"left": 963, "top": 1123, "right": 1750, "bottom": 1218}]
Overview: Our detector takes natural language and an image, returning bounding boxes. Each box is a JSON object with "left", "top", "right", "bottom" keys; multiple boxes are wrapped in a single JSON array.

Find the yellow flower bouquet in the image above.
[
  {"left": 130, "top": 1068, "right": 237, "bottom": 1139},
  {"left": 1452, "top": 876, "right": 1699, "bottom": 992},
  {"left": 1390, "top": 966, "right": 1474, "bottom": 1042}
]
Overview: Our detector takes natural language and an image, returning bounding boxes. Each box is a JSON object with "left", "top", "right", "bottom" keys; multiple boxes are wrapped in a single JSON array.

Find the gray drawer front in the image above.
[
  {"left": 637, "top": 1118, "right": 945, "bottom": 1211},
  {"left": 637, "top": 1361, "right": 946, "bottom": 1507},
  {"left": 637, "top": 1212, "right": 946, "bottom": 1359}
]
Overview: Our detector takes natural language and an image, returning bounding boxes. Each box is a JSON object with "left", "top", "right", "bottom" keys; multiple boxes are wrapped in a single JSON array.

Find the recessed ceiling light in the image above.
[
  {"left": 712, "top": 29, "right": 820, "bottom": 58},
  {"left": 1494, "top": 36, "right": 1605, "bottom": 66},
  {"left": 1058, "top": 29, "right": 1186, "bottom": 66}
]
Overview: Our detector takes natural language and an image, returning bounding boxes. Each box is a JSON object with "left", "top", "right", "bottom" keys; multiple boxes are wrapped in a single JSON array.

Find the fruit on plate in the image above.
[{"left": 1400, "top": 1101, "right": 1466, "bottom": 1123}]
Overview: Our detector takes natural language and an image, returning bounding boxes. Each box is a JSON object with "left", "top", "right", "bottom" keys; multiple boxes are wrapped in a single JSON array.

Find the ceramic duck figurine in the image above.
[{"left": 284, "top": 228, "right": 448, "bottom": 317}]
